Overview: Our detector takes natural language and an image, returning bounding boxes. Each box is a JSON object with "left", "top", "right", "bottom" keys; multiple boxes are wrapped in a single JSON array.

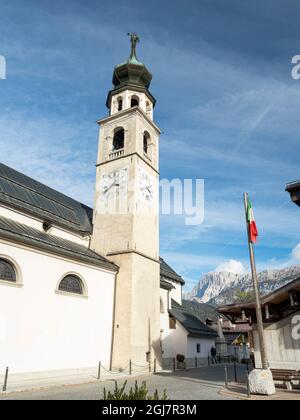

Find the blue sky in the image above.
[{"left": 1, "top": 0, "right": 300, "bottom": 292}]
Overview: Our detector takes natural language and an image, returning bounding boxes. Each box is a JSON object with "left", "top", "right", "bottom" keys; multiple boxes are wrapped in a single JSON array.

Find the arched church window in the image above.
[
  {"left": 113, "top": 128, "right": 125, "bottom": 150},
  {"left": 58, "top": 275, "right": 84, "bottom": 295},
  {"left": 143, "top": 131, "right": 150, "bottom": 154},
  {"left": 131, "top": 96, "right": 139, "bottom": 107},
  {"left": 117, "top": 97, "right": 123, "bottom": 112},
  {"left": 0, "top": 258, "right": 16, "bottom": 282}
]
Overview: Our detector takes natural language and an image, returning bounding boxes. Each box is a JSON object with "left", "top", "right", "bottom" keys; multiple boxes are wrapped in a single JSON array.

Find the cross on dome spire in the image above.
[{"left": 128, "top": 33, "right": 140, "bottom": 62}]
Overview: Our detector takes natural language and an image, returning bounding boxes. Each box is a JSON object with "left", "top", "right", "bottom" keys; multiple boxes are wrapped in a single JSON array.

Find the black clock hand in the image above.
[{"left": 104, "top": 180, "right": 119, "bottom": 193}]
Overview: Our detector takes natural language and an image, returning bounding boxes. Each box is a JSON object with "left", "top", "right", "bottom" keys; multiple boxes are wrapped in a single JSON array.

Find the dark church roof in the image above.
[
  {"left": 0, "top": 162, "right": 185, "bottom": 282},
  {"left": 0, "top": 163, "right": 92, "bottom": 235},
  {"left": 160, "top": 258, "right": 185, "bottom": 285},
  {"left": 169, "top": 299, "right": 218, "bottom": 339},
  {"left": 181, "top": 299, "right": 219, "bottom": 323}
]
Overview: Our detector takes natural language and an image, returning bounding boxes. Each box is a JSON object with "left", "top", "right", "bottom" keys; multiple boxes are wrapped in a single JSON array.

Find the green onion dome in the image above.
[{"left": 112, "top": 33, "right": 152, "bottom": 89}]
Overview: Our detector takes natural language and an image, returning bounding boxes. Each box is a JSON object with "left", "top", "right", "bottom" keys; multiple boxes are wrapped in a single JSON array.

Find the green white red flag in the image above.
[{"left": 247, "top": 198, "right": 258, "bottom": 243}]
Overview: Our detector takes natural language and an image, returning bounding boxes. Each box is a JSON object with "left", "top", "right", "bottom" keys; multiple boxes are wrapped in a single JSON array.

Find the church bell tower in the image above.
[{"left": 91, "top": 34, "right": 161, "bottom": 369}]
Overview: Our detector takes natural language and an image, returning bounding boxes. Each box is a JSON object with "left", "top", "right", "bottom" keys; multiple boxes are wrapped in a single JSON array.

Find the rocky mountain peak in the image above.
[{"left": 185, "top": 265, "right": 300, "bottom": 306}]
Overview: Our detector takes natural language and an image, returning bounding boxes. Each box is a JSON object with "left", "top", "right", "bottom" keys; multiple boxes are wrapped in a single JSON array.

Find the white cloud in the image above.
[
  {"left": 292, "top": 244, "right": 300, "bottom": 261},
  {"left": 215, "top": 259, "right": 247, "bottom": 275}
]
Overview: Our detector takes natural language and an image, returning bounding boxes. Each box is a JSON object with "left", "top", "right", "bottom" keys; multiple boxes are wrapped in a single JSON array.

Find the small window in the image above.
[
  {"left": 196, "top": 344, "right": 201, "bottom": 354},
  {"left": 169, "top": 316, "right": 176, "bottom": 329},
  {"left": 117, "top": 98, "right": 123, "bottom": 112},
  {"left": 131, "top": 96, "right": 139, "bottom": 107},
  {"left": 0, "top": 258, "right": 16, "bottom": 282},
  {"left": 143, "top": 131, "right": 150, "bottom": 154},
  {"left": 113, "top": 128, "right": 125, "bottom": 150},
  {"left": 58, "top": 275, "right": 83, "bottom": 295}
]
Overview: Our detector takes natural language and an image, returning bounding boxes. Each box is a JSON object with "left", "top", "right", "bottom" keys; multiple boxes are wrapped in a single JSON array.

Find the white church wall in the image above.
[
  {"left": 169, "top": 281, "right": 182, "bottom": 305},
  {"left": 160, "top": 288, "right": 170, "bottom": 332},
  {"left": 0, "top": 240, "right": 115, "bottom": 374},
  {"left": 162, "top": 321, "right": 187, "bottom": 359},
  {"left": 49, "top": 226, "right": 90, "bottom": 247},
  {"left": 0, "top": 204, "right": 90, "bottom": 247}
]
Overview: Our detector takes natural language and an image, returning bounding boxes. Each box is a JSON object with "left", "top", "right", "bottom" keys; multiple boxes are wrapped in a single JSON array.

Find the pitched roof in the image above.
[
  {"left": 169, "top": 299, "right": 218, "bottom": 339},
  {"left": 286, "top": 180, "right": 300, "bottom": 207},
  {"left": 160, "top": 257, "right": 185, "bottom": 285},
  {"left": 0, "top": 216, "right": 117, "bottom": 271},
  {"left": 182, "top": 299, "right": 219, "bottom": 323},
  {"left": 286, "top": 180, "right": 300, "bottom": 192},
  {"left": 0, "top": 163, "right": 93, "bottom": 234}
]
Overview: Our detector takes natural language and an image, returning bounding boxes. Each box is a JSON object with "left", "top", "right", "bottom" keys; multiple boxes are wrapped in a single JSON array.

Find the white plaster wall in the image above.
[
  {"left": 186, "top": 337, "right": 215, "bottom": 359},
  {"left": 169, "top": 282, "right": 182, "bottom": 305},
  {"left": 0, "top": 206, "right": 42, "bottom": 231},
  {"left": 160, "top": 288, "right": 170, "bottom": 332},
  {"left": 50, "top": 227, "right": 90, "bottom": 247},
  {"left": 253, "top": 312, "right": 300, "bottom": 369},
  {"left": 162, "top": 321, "right": 187, "bottom": 358},
  {"left": 162, "top": 318, "right": 215, "bottom": 360},
  {"left": 0, "top": 205, "right": 90, "bottom": 247},
  {"left": 0, "top": 240, "right": 115, "bottom": 374}
]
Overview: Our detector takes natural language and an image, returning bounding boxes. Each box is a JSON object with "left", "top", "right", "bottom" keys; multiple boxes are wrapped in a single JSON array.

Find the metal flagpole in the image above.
[{"left": 243, "top": 192, "right": 269, "bottom": 370}]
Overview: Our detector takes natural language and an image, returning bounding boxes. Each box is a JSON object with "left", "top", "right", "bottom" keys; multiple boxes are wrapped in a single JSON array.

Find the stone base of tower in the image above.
[{"left": 109, "top": 252, "right": 162, "bottom": 372}]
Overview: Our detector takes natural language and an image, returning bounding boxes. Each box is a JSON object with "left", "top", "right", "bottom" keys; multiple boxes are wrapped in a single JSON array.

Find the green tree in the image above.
[{"left": 234, "top": 289, "right": 255, "bottom": 303}]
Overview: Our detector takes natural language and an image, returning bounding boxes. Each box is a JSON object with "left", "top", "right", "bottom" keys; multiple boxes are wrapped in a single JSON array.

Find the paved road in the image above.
[{"left": 0, "top": 365, "right": 248, "bottom": 400}]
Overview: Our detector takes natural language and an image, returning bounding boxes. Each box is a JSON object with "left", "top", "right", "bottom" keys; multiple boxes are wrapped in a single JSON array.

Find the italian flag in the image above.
[{"left": 247, "top": 198, "right": 259, "bottom": 243}]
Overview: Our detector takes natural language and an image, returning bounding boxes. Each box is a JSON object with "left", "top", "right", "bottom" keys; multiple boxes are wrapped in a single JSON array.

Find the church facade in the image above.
[{"left": 0, "top": 35, "right": 216, "bottom": 377}]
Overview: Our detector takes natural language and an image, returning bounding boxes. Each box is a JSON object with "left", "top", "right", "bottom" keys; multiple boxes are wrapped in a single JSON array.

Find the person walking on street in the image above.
[{"left": 210, "top": 346, "right": 217, "bottom": 364}]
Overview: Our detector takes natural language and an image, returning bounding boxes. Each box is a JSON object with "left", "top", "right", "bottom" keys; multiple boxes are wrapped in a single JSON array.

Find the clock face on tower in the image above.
[
  {"left": 138, "top": 167, "right": 155, "bottom": 206},
  {"left": 101, "top": 167, "right": 128, "bottom": 204}
]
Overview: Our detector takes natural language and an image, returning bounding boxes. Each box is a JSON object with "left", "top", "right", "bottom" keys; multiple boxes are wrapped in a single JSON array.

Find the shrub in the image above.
[
  {"left": 176, "top": 354, "right": 185, "bottom": 363},
  {"left": 102, "top": 380, "right": 168, "bottom": 400}
]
